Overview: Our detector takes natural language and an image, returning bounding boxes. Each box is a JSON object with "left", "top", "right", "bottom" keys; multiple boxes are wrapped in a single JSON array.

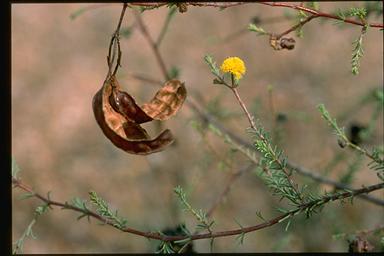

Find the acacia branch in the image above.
[
  {"left": 106, "top": 3, "right": 128, "bottom": 78},
  {"left": 230, "top": 86, "right": 303, "bottom": 203},
  {"left": 12, "top": 177, "right": 384, "bottom": 242},
  {"left": 127, "top": 2, "right": 383, "bottom": 28},
  {"left": 276, "top": 14, "right": 317, "bottom": 39},
  {"left": 130, "top": 2, "right": 168, "bottom": 8},
  {"left": 258, "top": 2, "right": 383, "bottom": 29},
  {"left": 186, "top": 98, "right": 384, "bottom": 207}
]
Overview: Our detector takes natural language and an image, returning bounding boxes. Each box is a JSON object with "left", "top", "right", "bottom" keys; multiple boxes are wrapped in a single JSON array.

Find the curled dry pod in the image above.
[
  {"left": 92, "top": 76, "right": 186, "bottom": 155},
  {"left": 141, "top": 79, "right": 187, "bottom": 120},
  {"left": 109, "top": 83, "right": 153, "bottom": 124}
]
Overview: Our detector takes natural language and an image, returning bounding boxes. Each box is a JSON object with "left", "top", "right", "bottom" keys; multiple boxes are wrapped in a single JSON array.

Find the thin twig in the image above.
[
  {"left": 127, "top": 2, "right": 384, "bottom": 28},
  {"left": 12, "top": 177, "right": 384, "bottom": 242},
  {"left": 207, "top": 164, "right": 254, "bottom": 218},
  {"left": 186, "top": 98, "right": 384, "bottom": 207},
  {"left": 126, "top": 73, "right": 164, "bottom": 85},
  {"left": 133, "top": 10, "right": 170, "bottom": 81},
  {"left": 258, "top": 2, "right": 383, "bottom": 29},
  {"left": 276, "top": 15, "right": 317, "bottom": 39},
  {"left": 231, "top": 87, "right": 303, "bottom": 203},
  {"left": 347, "top": 142, "right": 383, "bottom": 164},
  {"left": 106, "top": 3, "right": 128, "bottom": 78},
  {"left": 220, "top": 16, "right": 289, "bottom": 44},
  {"left": 187, "top": 2, "right": 249, "bottom": 9},
  {"left": 129, "top": 2, "right": 168, "bottom": 8}
]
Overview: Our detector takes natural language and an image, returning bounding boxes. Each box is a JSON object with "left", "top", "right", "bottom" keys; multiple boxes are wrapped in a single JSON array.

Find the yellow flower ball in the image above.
[{"left": 220, "top": 57, "right": 246, "bottom": 80}]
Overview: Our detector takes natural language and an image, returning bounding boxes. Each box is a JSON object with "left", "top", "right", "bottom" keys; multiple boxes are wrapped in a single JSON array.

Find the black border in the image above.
[{"left": 2, "top": 1, "right": 12, "bottom": 255}]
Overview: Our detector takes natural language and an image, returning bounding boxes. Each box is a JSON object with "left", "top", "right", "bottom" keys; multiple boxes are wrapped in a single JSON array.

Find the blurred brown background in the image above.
[{"left": 12, "top": 2, "right": 383, "bottom": 253}]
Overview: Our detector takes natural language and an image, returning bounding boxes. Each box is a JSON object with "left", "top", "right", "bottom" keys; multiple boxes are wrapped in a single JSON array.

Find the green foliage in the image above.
[
  {"left": 295, "top": 10, "right": 308, "bottom": 38},
  {"left": 233, "top": 218, "right": 247, "bottom": 245},
  {"left": 69, "top": 197, "right": 91, "bottom": 221},
  {"left": 368, "top": 147, "right": 384, "bottom": 181},
  {"left": 351, "top": 26, "right": 367, "bottom": 75},
  {"left": 317, "top": 103, "right": 348, "bottom": 144},
  {"left": 259, "top": 168, "right": 299, "bottom": 205},
  {"left": 89, "top": 191, "right": 128, "bottom": 229},
  {"left": 13, "top": 219, "right": 37, "bottom": 254},
  {"left": 346, "top": 7, "right": 367, "bottom": 20},
  {"left": 255, "top": 210, "right": 265, "bottom": 221},
  {"left": 318, "top": 103, "right": 384, "bottom": 175},
  {"left": 174, "top": 186, "right": 214, "bottom": 233},
  {"left": 13, "top": 203, "right": 50, "bottom": 254},
  {"left": 305, "top": 2, "right": 320, "bottom": 11},
  {"left": 204, "top": 54, "right": 221, "bottom": 78},
  {"left": 250, "top": 125, "right": 303, "bottom": 205},
  {"left": 156, "top": 240, "right": 175, "bottom": 254},
  {"left": 248, "top": 23, "right": 268, "bottom": 36},
  {"left": 167, "top": 225, "right": 193, "bottom": 253},
  {"left": 336, "top": 7, "right": 367, "bottom": 21}
]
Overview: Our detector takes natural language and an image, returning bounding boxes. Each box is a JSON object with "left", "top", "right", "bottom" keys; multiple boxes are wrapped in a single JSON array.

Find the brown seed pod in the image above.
[
  {"left": 109, "top": 78, "right": 153, "bottom": 124},
  {"left": 280, "top": 37, "right": 296, "bottom": 50},
  {"left": 269, "top": 35, "right": 296, "bottom": 51},
  {"left": 141, "top": 79, "right": 187, "bottom": 121},
  {"left": 177, "top": 3, "right": 188, "bottom": 13},
  {"left": 92, "top": 76, "right": 186, "bottom": 155}
]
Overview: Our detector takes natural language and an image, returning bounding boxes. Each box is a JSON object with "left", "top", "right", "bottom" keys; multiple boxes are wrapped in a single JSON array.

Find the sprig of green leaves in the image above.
[{"left": 89, "top": 191, "right": 128, "bottom": 229}]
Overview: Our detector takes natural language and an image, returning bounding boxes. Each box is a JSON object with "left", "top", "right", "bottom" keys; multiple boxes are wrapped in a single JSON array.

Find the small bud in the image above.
[{"left": 177, "top": 3, "right": 188, "bottom": 13}]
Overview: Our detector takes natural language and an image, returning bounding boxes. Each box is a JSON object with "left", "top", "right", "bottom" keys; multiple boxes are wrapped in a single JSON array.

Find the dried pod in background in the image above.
[
  {"left": 269, "top": 35, "right": 296, "bottom": 50},
  {"left": 177, "top": 3, "right": 188, "bottom": 13},
  {"left": 92, "top": 76, "right": 186, "bottom": 155},
  {"left": 280, "top": 37, "right": 296, "bottom": 50}
]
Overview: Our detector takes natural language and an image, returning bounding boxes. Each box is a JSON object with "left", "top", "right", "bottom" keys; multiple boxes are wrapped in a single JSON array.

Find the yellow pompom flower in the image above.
[{"left": 220, "top": 57, "right": 246, "bottom": 80}]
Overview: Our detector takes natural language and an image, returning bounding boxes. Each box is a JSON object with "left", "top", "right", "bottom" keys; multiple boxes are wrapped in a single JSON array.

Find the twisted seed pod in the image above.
[
  {"left": 92, "top": 76, "right": 186, "bottom": 155},
  {"left": 141, "top": 79, "right": 187, "bottom": 120}
]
